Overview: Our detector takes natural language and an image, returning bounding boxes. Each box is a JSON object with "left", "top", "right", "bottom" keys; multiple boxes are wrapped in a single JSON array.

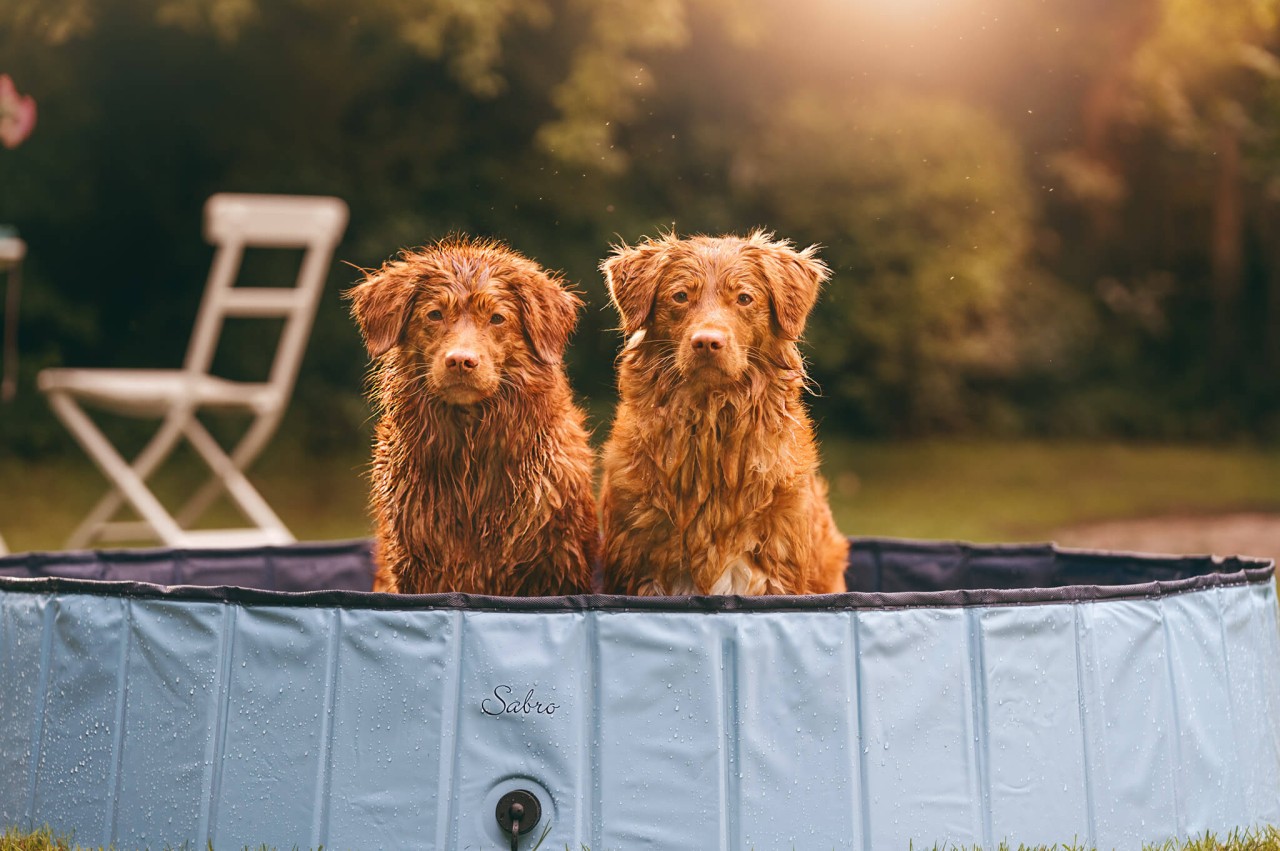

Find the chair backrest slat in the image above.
[
  {"left": 204, "top": 194, "right": 349, "bottom": 247},
  {"left": 219, "top": 288, "right": 309, "bottom": 317},
  {"left": 183, "top": 194, "right": 349, "bottom": 398}
]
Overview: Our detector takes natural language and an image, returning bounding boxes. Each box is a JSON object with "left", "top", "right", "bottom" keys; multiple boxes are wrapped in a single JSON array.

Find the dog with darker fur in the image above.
[
  {"left": 348, "top": 237, "right": 598, "bottom": 596},
  {"left": 599, "top": 230, "right": 849, "bottom": 596}
]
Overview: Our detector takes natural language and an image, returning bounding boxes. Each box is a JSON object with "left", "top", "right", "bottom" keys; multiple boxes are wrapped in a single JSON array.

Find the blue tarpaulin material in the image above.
[{"left": 0, "top": 539, "right": 1276, "bottom": 850}]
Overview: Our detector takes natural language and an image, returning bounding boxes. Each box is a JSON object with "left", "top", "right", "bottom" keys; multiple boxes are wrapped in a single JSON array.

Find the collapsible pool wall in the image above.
[{"left": 0, "top": 539, "right": 1277, "bottom": 850}]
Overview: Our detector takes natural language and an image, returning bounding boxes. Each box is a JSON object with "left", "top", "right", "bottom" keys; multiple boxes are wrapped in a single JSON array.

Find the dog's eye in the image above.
[
  {"left": 427, "top": 309, "right": 444, "bottom": 322},
  {"left": 736, "top": 292, "right": 754, "bottom": 306},
  {"left": 672, "top": 291, "right": 688, "bottom": 304},
  {"left": 489, "top": 313, "right": 505, "bottom": 326}
]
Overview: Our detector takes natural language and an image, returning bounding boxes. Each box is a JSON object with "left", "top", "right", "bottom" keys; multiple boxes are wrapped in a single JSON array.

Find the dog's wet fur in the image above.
[
  {"left": 347, "top": 236, "right": 598, "bottom": 596},
  {"left": 599, "top": 230, "right": 849, "bottom": 596}
]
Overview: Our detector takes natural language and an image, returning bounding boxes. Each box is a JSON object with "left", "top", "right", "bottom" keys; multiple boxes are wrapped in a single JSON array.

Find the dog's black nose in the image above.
[
  {"left": 690, "top": 330, "right": 726, "bottom": 353},
  {"left": 445, "top": 350, "right": 479, "bottom": 371}
]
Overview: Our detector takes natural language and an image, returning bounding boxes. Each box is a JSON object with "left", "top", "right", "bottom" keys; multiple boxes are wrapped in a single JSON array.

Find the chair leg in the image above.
[
  {"left": 172, "top": 475, "right": 221, "bottom": 530},
  {"left": 183, "top": 417, "right": 293, "bottom": 543},
  {"left": 65, "top": 487, "right": 126, "bottom": 549},
  {"left": 64, "top": 409, "right": 190, "bottom": 548},
  {"left": 174, "top": 412, "right": 281, "bottom": 529},
  {"left": 47, "top": 392, "right": 189, "bottom": 547}
]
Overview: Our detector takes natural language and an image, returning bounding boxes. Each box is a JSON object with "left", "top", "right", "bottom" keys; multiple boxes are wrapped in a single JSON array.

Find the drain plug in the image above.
[{"left": 495, "top": 789, "right": 542, "bottom": 850}]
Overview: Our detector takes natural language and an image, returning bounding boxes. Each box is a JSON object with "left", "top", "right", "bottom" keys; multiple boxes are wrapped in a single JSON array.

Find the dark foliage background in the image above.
[{"left": 2, "top": 0, "right": 1279, "bottom": 453}]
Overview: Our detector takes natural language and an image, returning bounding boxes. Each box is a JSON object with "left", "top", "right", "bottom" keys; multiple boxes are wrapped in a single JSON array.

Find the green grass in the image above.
[
  {"left": 0, "top": 440, "right": 372, "bottom": 554},
  {"left": 1, "top": 438, "right": 1277, "bottom": 553},
  {"left": 0, "top": 827, "right": 75, "bottom": 851},
  {"left": 7, "top": 825, "right": 1280, "bottom": 851},
  {"left": 923, "top": 829, "right": 1280, "bottom": 850},
  {"left": 822, "top": 439, "right": 1280, "bottom": 543},
  {"left": 0, "top": 826, "right": 319, "bottom": 851}
]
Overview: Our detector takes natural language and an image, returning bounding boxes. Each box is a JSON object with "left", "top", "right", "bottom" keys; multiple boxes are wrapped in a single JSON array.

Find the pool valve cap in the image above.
[{"left": 495, "top": 789, "right": 541, "bottom": 849}]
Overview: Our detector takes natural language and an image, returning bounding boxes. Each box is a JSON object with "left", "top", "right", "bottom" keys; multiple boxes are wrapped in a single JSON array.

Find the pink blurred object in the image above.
[{"left": 0, "top": 74, "right": 37, "bottom": 149}]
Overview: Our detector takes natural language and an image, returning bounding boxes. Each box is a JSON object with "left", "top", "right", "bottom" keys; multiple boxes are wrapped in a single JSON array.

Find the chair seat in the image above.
[{"left": 38, "top": 368, "right": 280, "bottom": 417}]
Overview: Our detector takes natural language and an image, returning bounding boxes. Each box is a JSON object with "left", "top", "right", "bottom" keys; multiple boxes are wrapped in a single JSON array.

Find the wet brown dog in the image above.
[
  {"left": 600, "top": 230, "right": 849, "bottom": 596},
  {"left": 348, "top": 236, "right": 598, "bottom": 596}
]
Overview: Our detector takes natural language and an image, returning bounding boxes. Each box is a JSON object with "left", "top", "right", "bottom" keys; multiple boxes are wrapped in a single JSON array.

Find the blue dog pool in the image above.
[{"left": 0, "top": 538, "right": 1276, "bottom": 849}]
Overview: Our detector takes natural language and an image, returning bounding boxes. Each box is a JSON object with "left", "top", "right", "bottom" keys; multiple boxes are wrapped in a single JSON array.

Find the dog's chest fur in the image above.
[
  {"left": 605, "top": 377, "right": 820, "bottom": 595},
  {"left": 372, "top": 378, "right": 595, "bottom": 595}
]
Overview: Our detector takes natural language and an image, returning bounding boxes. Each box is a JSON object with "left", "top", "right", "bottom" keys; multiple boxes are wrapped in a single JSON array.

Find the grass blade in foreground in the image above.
[{"left": 6, "top": 825, "right": 1280, "bottom": 851}]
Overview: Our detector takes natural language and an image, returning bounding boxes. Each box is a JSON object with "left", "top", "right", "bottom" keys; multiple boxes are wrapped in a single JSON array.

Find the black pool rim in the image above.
[{"left": 0, "top": 537, "right": 1271, "bottom": 613}]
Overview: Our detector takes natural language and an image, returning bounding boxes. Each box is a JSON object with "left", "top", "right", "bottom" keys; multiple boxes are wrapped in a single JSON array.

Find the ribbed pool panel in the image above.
[
  {"left": 735, "top": 613, "right": 860, "bottom": 851},
  {"left": 323, "top": 607, "right": 451, "bottom": 850},
  {"left": 117, "top": 600, "right": 222, "bottom": 850},
  {"left": 0, "top": 549, "right": 1275, "bottom": 850},
  {"left": 981, "top": 603, "right": 1089, "bottom": 847},
  {"left": 1161, "top": 591, "right": 1247, "bottom": 836},
  {"left": 212, "top": 606, "right": 333, "bottom": 848},
  {"left": 858, "top": 607, "right": 983, "bottom": 849},
  {"left": 33, "top": 595, "right": 125, "bottom": 846},
  {"left": 0, "top": 593, "right": 49, "bottom": 829},
  {"left": 1083, "top": 600, "right": 1181, "bottom": 848},
  {"left": 596, "top": 612, "right": 726, "bottom": 850}
]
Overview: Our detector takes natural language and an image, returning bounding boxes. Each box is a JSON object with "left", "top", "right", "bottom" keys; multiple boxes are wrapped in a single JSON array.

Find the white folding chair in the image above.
[{"left": 38, "top": 193, "right": 349, "bottom": 549}]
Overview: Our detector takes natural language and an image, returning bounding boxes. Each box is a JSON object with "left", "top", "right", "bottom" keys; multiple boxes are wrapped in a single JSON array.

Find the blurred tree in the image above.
[
  {"left": 1047, "top": 0, "right": 1161, "bottom": 215},
  {"left": 1129, "top": 0, "right": 1280, "bottom": 378},
  {"left": 1, "top": 0, "right": 727, "bottom": 171},
  {"left": 2, "top": 0, "right": 1278, "bottom": 449},
  {"left": 736, "top": 91, "right": 1065, "bottom": 432},
  {"left": 0, "top": 0, "right": 96, "bottom": 45}
]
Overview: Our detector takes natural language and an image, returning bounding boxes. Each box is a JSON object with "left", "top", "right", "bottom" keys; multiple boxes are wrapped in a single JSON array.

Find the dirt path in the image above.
[{"left": 1054, "top": 512, "right": 1280, "bottom": 565}]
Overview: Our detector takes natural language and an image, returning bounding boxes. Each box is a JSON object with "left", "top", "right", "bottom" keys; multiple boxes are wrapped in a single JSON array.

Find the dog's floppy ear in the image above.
[
  {"left": 515, "top": 272, "right": 582, "bottom": 365},
  {"left": 345, "top": 261, "right": 420, "bottom": 359},
  {"left": 602, "top": 240, "right": 666, "bottom": 336},
  {"left": 750, "top": 233, "right": 831, "bottom": 341}
]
